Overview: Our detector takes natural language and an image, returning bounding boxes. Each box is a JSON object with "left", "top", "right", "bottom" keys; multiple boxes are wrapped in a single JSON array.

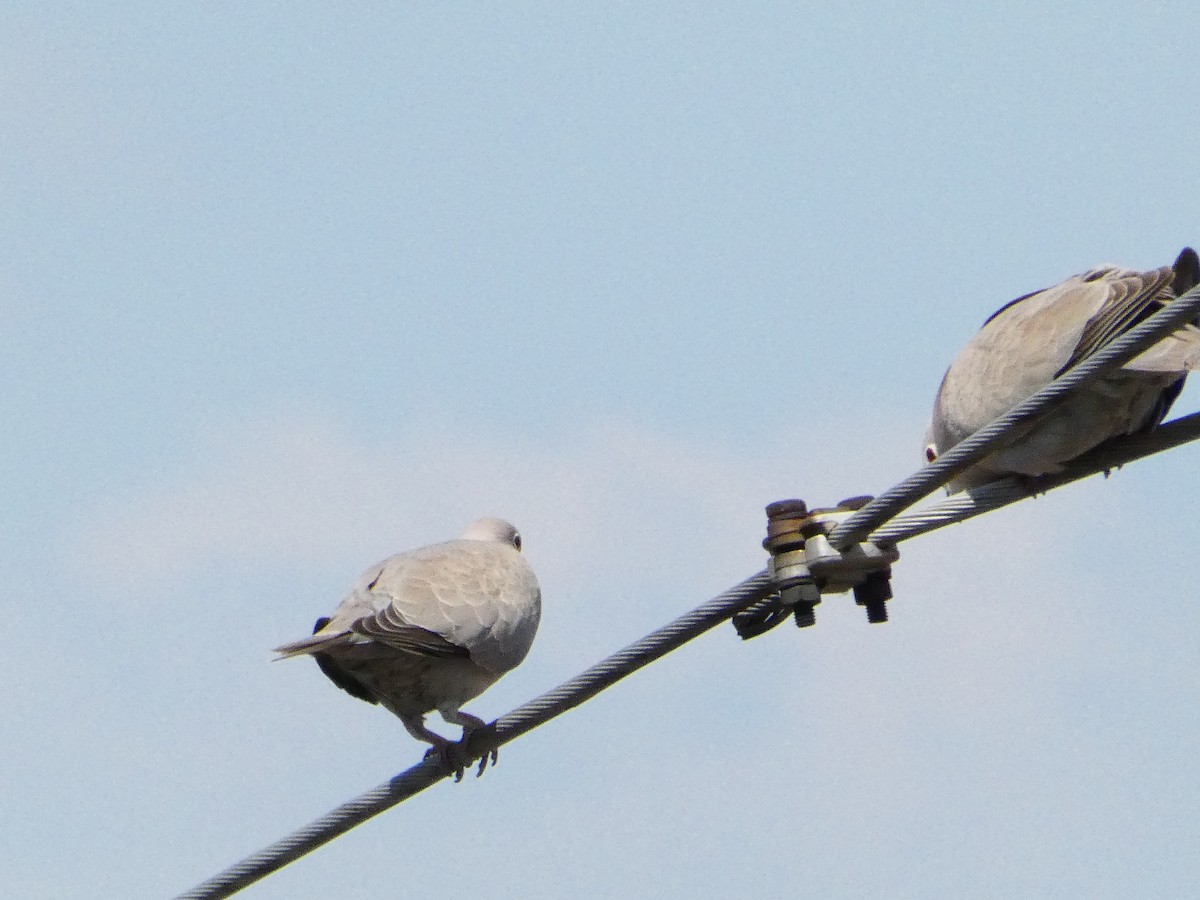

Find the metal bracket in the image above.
[{"left": 734, "top": 496, "right": 900, "bottom": 638}]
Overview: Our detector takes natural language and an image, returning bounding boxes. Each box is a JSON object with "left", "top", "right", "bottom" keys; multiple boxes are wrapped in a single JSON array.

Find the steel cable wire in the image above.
[{"left": 174, "top": 573, "right": 775, "bottom": 900}]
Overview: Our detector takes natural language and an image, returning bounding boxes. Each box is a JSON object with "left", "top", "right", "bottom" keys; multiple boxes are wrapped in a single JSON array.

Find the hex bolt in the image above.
[
  {"left": 763, "top": 499, "right": 809, "bottom": 553},
  {"left": 763, "top": 499, "right": 822, "bottom": 629},
  {"left": 853, "top": 570, "right": 893, "bottom": 624},
  {"left": 792, "top": 600, "right": 818, "bottom": 628},
  {"left": 780, "top": 578, "right": 822, "bottom": 628}
]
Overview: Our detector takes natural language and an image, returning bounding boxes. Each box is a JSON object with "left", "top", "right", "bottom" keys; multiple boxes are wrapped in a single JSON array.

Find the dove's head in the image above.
[
  {"left": 923, "top": 421, "right": 940, "bottom": 465},
  {"left": 461, "top": 517, "right": 523, "bottom": 551}
]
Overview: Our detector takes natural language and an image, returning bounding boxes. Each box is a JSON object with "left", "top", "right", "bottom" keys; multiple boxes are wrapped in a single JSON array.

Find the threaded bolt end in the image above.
[{"left": 863, "top": 599, "right": 888, "bottom": 624}]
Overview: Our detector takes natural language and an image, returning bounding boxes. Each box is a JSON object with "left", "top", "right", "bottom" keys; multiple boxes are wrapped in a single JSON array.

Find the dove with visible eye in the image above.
[{"left": 925, "top": 248, "right": 1200, "bottom": 492}]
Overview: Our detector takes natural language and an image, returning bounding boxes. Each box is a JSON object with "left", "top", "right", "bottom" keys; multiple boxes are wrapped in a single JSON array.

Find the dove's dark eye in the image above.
[{"left": 513, "top": 532, "right": 522, "bottom": 551}]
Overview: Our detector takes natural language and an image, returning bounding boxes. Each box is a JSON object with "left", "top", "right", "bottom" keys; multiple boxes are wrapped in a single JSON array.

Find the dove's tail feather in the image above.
[
  {"left": 273, "top": 638, "right": 322, "bottom": 658},
  {"left": 273, "top": 618, "right": 351, "bottom": 658}
]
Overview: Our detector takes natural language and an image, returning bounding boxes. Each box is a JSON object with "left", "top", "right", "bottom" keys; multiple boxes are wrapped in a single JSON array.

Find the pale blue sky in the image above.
[{"left": 5, "top": 4, "right": 1200, "bottom": 898}]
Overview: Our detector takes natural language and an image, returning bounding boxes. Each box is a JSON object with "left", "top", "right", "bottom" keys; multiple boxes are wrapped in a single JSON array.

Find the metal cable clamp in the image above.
[{"left": 734, "top": 497, "right": 900, "bottom": 638}]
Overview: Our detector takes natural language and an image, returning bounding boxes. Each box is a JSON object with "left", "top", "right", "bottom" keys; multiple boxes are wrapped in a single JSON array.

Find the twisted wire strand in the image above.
[
  {"left": 828, "top": 281, "right": 1200, "bottom": 549},
  {"left": 868, "top": 409, "right": 1200, "bottom": 544},
  {"left": 174, "top": 572, "right": 774, "bottom": 900},
  {"left": 736, "top": 411, "right": 1200, "bottom": 632}
]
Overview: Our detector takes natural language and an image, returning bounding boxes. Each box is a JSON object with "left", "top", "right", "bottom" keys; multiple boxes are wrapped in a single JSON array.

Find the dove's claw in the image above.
[
  {"left": 424, "top": 739, "right": 469, "bottom": 782},
  {"left": 474, "top": 746, "right": 499, "bottom": 778}
]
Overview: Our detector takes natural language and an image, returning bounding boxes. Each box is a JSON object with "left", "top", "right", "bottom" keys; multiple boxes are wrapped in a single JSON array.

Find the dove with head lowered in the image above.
[
  {"left": 926, "top": 248, "right": 1200, "bottom": 492},
  {"left": 274, "top": 517, "right": 541, "bottom": 779}
]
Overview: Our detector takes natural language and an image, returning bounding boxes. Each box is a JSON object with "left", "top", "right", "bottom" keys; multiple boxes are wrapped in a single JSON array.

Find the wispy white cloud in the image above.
[
  {"left": 75, "top": 407, "right": 1099, "bottom": 703},
  {"left": 77, "top": 411, "right": 917, "bottom": 595}
]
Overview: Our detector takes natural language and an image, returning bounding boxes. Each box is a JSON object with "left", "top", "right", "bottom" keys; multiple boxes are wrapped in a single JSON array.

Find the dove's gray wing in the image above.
[
  {"left": 1064, "top": 251, "right": 1200, "bottom": 374},
  {"left": 367, "top": 539, "right": 542, "bottom": 674},
  {"left": 929, "top": 274, "right": 1109, "bottom": 447},
  {"left": 276, "top": 537, "right": 541, "bottom": 675},
  {"left": 1060, "top": 264, "right": 1177, "bottom": 371},
  {"left": 273, "top": 558, "right": 462, "bottom": 657}
]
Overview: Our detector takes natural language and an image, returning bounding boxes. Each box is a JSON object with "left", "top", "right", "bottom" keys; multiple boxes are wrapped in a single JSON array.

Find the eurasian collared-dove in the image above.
[
  {"left": 925, "top": 248, "right": 1200, "bottom": 492},
  {"left": 274, "top": 517, "right": 541, "bottom": 778}
]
